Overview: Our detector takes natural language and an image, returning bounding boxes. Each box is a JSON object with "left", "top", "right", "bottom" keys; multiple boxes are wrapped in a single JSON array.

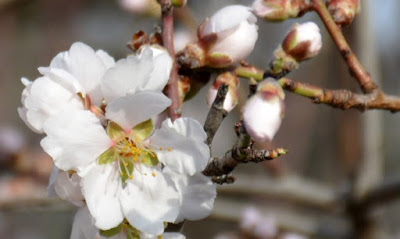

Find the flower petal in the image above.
[
  {"left": 101, "top": 50, "right": 153, "bottom": 103},
  {"left": 139, "top": 46, "right": 172, "bottom": 92},
  {"left": 20, "top": 76, "right": 83, "bottom": 133},
  {"left": 40, "top": 108, "right": 111, "bottom": 175},
  {"left": 70, "top": 207, "right": 98, "bottom": 239},
  {"left": 151, "top": 118, "right": 209, "bottom": 175},
  {"left": 82, "top": 164, "right": 124, "bottom": 230},
  {"left": 48, "top": 166, "right": 85, "bottom": 207},
  {"left": 105, "top": 91, "right": 171, "bottom": 131},
  {"left": 121, "top": 166, "right": 180, "bottom": 235},
  {"left": 165, "top": 168, "right": 216, "bottom": 222},
  {"left": 49, "top": 42, "right": 111, "bottom": 105}
]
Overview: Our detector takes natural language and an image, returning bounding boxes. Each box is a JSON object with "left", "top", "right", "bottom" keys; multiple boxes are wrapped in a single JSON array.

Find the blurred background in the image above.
[{"left": 1, "top": 0, "right": 400, "bottom": 238}]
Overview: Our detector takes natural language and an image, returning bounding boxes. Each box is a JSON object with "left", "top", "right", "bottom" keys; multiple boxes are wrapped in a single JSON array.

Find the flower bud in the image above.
[
  {"left": 206, "top": 72, "right": 239, "bottom": 112},
  {"left": 282, "top": 22, "right": 322, "bottom": 62},
  {"left": 242, "top": 78, "right": 285, "bottom": 142},
  {"left": 252, "top": 0, "right": 311, "bottom": 21},
  {"left": 178, "top": 5, "right": 258, "bottom": 68},
  {"left": 326, "top": 0, "right": 360, "bottom": 25}
]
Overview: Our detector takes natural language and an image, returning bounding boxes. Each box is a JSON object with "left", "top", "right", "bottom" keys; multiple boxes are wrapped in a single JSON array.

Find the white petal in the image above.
[
  {"left": 121, "top": 166, "right": 180, "bottom": 235},
  {"left": 242, "top": 94, "right": 283, "bottom": 142},
  {"left": 201, "top": 5, "right": 255, "bottom": 37},
  {"left": 150, "top": 118, "right": 209, "bottom": 175},
  {"left": 209, "top": 21, "right": 258, "bottom": 63},
  {"left": 105, "top": 91, "right": 171, "bottom": 131},
  {"left": 96, "top": 50, "right": 116, "bottom": 69},
  {"left": 40, "top": 108, "right": 111, "bottom": 175},
  {"left": 70, "top": 207, "right": 98, "bottom": 239},
  {"left": 38, "top": 67, "right": 84, "bottom": 95},
  {"left": 139, "top": 46, "right": 172, "bottom": 92},
  {"left": 49, "top": 42, "right": 110, "bottom": 105},
  {"left": 53, "top": 169, "right": 85, "bottom": 207},
  {"left": 101, "top": 50, "right": 153, "bottom": 103},
  {"left": 21, "top": 76, "right": 83, "bottom": 133},
  {"left": 82, "top": 164, "right": 124, "bottom": 230},
  {"left": 165, "top": 169, "right": 216, "bottom": 222}
]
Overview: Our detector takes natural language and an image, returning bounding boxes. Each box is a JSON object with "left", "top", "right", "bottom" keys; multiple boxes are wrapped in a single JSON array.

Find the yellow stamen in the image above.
[
  {"left": 129, "top": 175, "right": 133, "bottom": 180},
  {"left": 120, "top": 172, "right": 124, "bottom": 176},
  {"left": 157, "top": 236, "right": 162, "bottom": 239},
  {"left": 159, "top": 147, "right": 163, "bottom": 150},
  {"left": 167, "top": 147, "right": 172, "bottom": 152},
  {"left": 152, "top": 172, "right": 156, "bottom": 177}
]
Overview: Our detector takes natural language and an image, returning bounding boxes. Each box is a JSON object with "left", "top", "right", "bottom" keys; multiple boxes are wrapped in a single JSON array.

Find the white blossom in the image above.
[{"left": 26, "top": 42, "right": 212, "bottom": 235}]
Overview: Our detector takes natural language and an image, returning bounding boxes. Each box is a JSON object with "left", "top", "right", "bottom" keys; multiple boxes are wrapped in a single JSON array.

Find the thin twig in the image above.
[
  {"left": 203, "top": 84, "right": 229, "bottom": 147},
  {"left": 279, "top": 78, "right": 400, "bottom": 112},
  {"left": 203, "top": 147, "right": 287, "bottom": 177},
  {"left": 160, "top": 0, "right": 181, "bottom": 121},
  {"left": 311, "top": 0, "right": 377, "bottom": 94}
]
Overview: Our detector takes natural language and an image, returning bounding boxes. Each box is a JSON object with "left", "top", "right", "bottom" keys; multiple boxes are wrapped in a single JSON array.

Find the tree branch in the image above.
[
  {"left": 203, "top": 84, "right": 229, "bottom": 147},
  {"left": 203, "top": 147, "right": 287, "bottom": 177},
  {"left": 160, "top": 0, "right": 181, "bottom": 121},
  {"left": 311, "top": 0, "right": 378, "bottom": 94}
]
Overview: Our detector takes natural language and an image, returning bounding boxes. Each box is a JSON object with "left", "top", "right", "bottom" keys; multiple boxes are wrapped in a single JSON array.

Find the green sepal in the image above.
[
  {"left": 100, "top": 223, "right": 123, "bottom": 237},
  {"left": 141, "top": 151, "right": 159, "bottom": 167},
  {"left": 120, "top": 156, "right": 134, "bottom": 183},
  {"left": 98, "top": 147, "right": 118, "bottom": 165},
  {"left": 131, "top": 119, "right": 154, "bottom": 142},
  {"left": 107, "top": 121, "right": 126, "bottom": 142},
  {"left": 126, "top": 225, "right": 140, "bottom": 239}
]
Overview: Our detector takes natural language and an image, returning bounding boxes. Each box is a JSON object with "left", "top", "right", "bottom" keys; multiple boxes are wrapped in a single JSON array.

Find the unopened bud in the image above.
[
  {"left": 252, "top": 0, "right": 311, "bottom": 21},
  {"left": 206, "top": 72, "right": 239, "bottom": 112},
  {"left": 192, "top": 5, "right": 258, "bottom": 68},
  {"left": 282, "top": 22, "right": 322, "bottom": 62},
  {"left": 242, "top": 78, "right": 285, "bottom": 142},
  {"left": 326, "top": 0, "right": 360, "bottom": 25},
  {"left": 172, "top": 0, "right": 187, "bottom": 8},
  {"left": 268, "top": 22, "right": 322, "bottom": 77}
]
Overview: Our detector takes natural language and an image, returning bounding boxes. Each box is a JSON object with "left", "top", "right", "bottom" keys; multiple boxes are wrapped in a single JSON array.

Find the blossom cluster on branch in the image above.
[{"left": 18, "top": 0, "right": 395, "bottom": 238}]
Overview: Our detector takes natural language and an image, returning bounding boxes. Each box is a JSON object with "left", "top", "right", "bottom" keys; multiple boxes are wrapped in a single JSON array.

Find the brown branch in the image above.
[
  {"left": 203, "top": 84, "right": 229, "bottom": 147},
  {"left": 161, "top": 0, "right": 181, "bottom": 121},
  {"left": 203, "top": 147, "right": 287, "bottom": 177},
  {"left": 311, "top": 0, "right": 378, "bottom": 94},
  {"left": 279, "top": 78, "right": 400, "bottom": 112}
]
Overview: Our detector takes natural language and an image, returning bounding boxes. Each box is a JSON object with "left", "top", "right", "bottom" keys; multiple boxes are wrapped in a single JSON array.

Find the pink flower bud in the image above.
[
  {"left": 282, "top": 22, "right": 322, "bottom": 62},
  {"left": 326, "top": 0, "right": 360, "bottom": 25},
  {"left": 242, "top": 78, "right": 285, "bottom": 142},
  {"left": 252, "top": 0, "right": 311, "bottom": 21},
  {"left": 198, "top": 5, "right": 258, "bottom": 68},
  {"left": 206, "top": 72, "right": 239, "bottom": 112}
]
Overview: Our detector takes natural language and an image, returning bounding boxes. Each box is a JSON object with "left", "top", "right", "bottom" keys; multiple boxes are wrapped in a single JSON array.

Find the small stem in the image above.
[
  {"left": 203, "top": 84, "right": 229, "bottom": 148},
  {"left": 311, "top": 0, "right": 377, "bottom": 94},
  {"left": 161, "top": 0, "right": 181, "bottom": 121}
]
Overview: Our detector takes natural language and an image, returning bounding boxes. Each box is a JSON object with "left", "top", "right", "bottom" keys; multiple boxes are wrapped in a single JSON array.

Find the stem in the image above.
[
  {"left": 160, "top": 0, "right": 181, "bottom": 121},
  {"left": 311, "top": 0, "right": 377, "bottom": 94}
]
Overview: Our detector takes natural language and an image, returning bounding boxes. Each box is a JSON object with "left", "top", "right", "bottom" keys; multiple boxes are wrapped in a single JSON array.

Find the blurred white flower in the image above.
[
  {"left": 280, "top": 233, "right": 307, "bottom": 239},
  {"left": 0, "top": 126, "right": 25, "bottom": 156},
  {"left": 240, "top": 207, "right": 277, "bottom": 239},
  {"left": 242, "top": 78, "right": 285, "bottom": 142}
]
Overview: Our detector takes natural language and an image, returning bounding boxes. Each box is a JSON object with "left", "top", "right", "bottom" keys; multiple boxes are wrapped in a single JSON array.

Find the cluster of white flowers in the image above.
[{"left": 19, "top": 42, "right": 216, "bottom": 239}]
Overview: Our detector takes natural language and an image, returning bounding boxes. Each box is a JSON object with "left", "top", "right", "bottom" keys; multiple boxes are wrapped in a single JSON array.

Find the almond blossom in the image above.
[{"left": 19, "top": 42, "right": 216, "bottom": 236}]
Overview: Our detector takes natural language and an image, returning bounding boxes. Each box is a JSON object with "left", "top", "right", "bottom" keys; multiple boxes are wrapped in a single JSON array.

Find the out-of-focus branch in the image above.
[
  {"left": 311, "top": 0, "right": 377, "bottom": 94},
  {"left": 278, "top": 78, "right": 400, "bottom": 112},
  {"left": 203, "top": 84, "right": 229, "bottom": 147},
  {"left": 160, "top": 0, "right": 181, "bottom": 121},
  {"left": 235, "top": 65, "right": 400, "bottom": 112},
  {"left": 203, "top": 147, "right": 287, "bottom": 177}
]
